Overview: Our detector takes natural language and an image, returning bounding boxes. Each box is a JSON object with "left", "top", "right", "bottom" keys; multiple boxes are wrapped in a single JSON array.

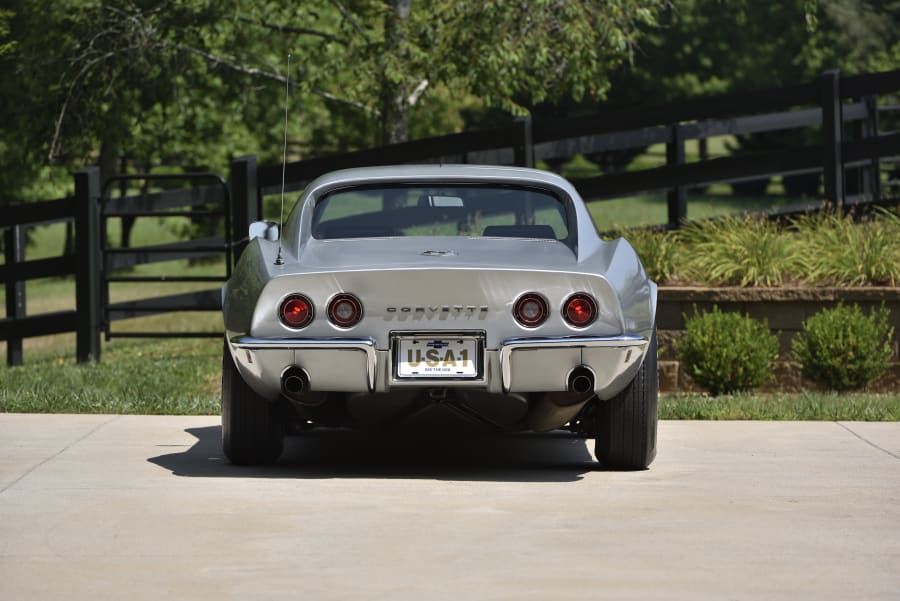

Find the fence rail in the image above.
[
  {"left": 248, "top": 68, "right": 900, "bottom": 230},
  {"left": 0, "top": 168, "right": 101, "bottom": 365},
  {"left": 99, "top": 173, "right": 230, "bottom": 343}
]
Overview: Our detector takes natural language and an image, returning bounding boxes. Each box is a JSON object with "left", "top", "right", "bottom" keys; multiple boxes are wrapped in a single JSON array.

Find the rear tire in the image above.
[
  {"left": 222, "top": 342, "right": 284, "bottom": 465},
  {"left": 594, "top": 330, "right": 658, "bottom": 470}
]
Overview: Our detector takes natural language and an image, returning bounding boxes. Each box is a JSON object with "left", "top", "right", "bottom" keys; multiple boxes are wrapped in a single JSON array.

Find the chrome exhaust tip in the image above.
[
  {"left": 567, "top": 366, "right": 595, "bottom": 395},
  {"left": 281, "top": 367, "right": 310, "bottom": 401}
]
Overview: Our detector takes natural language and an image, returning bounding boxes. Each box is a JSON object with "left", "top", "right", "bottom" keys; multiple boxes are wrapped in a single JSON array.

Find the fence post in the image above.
[
  {"left": 862, "top": 95, "right": 881, "bottom": 203},
  {"left": 75, "top": 166, "right": 102, "bottom": 363},
  {"left": 821, "top": 69, "right": 844, "bottom": 208},
  {"left": 514, "top": 116, "right": 534, "bottom": 168},
  {"left": 4, "top": 225, "right": 26, "bottom": 366},
  {"left": 666, "top": 125, "right": 687, "bottom": 227},
  {"left": 230, "top": 155, "right": 259, "bottom": 263}
]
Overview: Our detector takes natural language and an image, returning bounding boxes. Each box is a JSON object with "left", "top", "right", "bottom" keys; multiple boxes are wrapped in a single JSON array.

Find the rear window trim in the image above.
[{"left": 311, "top": 182, "right": 574, "bottom": 245}]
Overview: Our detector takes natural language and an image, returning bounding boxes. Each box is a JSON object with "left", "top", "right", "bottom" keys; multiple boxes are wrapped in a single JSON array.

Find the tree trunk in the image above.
[
  {"left": 59, "top": 138, "right": 116, "bottom": 256},
  {"left": 380, "top": 0, "right": 411, "bottom": 146},
  {"left": 61, "top": 140, "right": 118, "bottom": 257}
]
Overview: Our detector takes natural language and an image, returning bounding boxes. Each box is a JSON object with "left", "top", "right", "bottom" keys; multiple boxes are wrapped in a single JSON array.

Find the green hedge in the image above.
[
  {"left": 792, "top": 304, "right": 895, "bottom": 391},
  {"left": 676, "top": 306, "right": 779, "bottom": 396}
]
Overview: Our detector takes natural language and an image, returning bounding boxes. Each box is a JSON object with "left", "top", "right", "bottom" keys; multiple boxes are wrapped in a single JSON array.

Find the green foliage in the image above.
[
  {"left": 0, "top": 338, "right": 221, "bottom": 415},
  {"left": 603, "top": 210, "right": 900, "bottom": 288},
  {"left": 608, "top": 0, "right": 900, "bottom": 105},
  {"left": 793, "top": 209, "right": 900, "bottom": 286},
  {"left": 679, "top": 215, "right": 801, "bottom": 286},
  {"left": 676, "top": 306, "right": 779, "bottom": 396},
  {"left": 432, "top": 1, "right": 664, "bottom": 114},
  {"left": 792, "top": 303, "right": 895, "bottom": 391},
  {"left": 659, "top": 391, "right": 900, "bottom": 421},
  {"left": 0, "top": 9, "right": 14, "bottom": 56},
  {"left": 617, "top": 227, "right": 680, "bottom": 283},
  {"left": 1, "top": 0, "right": 667, "bottom": 203}
]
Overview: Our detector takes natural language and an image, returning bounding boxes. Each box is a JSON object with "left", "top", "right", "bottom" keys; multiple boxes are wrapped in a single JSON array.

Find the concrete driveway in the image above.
[{"left": 0, "top": 414, "right": 898, "bottom": 600}]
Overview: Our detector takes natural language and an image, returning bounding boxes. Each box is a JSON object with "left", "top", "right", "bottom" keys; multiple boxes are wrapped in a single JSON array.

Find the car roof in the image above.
[
  {"left": 304, "top": 164, "right": 579, "bottom": 196},
  {"left": 283, "top": 164, "right": 602, "bottom": 260}
]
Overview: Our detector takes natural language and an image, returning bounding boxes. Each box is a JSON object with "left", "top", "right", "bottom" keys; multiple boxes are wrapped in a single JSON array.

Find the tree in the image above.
[
  {"left": 0, "top": 0, "right": 669, "bottom": 206},
  {"left": 607, "top": 0, "right": 900, "bottom": 103},
  {"left": 569, "top": 0, "right": 900, "bottom": 178}
]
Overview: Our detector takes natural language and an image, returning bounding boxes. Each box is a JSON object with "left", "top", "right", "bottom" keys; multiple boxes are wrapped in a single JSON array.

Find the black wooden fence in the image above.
[
  {"left": 99, "top": 172, "right": 230, "bottom": 341},
  {"left": 0, "top": 168, "right": 102, "bottom": 365},
  {"left": 0, "top": 168, "right": 233, "bottom": 365},
  {"left": 247, "top": 69, "right": 900, "bottom": 227},
  {"left": 2, "top": 68, "right": 899, "bottom": 365}
]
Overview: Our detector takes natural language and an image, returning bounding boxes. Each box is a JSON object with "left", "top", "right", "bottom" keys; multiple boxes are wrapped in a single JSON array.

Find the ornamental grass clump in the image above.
[
  {"left": 679, "top": 215, "right": 800, "bottom": 286},
  {"left": 792, "top": 208, "right": 900, "bottom": 286},
  {"left": 617, "top": 227, "right": 681, "bottom": 283},
  {"left": 676, "top": 306, "right": 779, "bottom": 396},
  {"left": 792, "top": 303, "right": 895, "bottom": 391}
]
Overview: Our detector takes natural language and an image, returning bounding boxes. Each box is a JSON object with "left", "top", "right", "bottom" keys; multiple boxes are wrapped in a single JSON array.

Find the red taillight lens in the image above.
[
  {"left": 513, "top": 293, "right": 549, "bottom": 327},
  {"left": 327, "top": 293, "right": 363, "bottom": 328},
  {"left": 563, "top": 293, "right": 597, "bottom": 327},
  {"left": 279, "top": 294, "right": 314, "bottom": 328}
]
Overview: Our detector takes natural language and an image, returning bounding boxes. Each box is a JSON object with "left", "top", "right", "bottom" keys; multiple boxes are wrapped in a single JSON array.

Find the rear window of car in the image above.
[{"left": 312, "top": 185, "right": 571, "bottom": 241}]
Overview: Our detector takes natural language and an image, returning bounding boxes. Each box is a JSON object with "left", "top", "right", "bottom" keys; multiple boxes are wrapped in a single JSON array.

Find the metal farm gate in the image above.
[{"left": 99, "top": 173, "right": 232, "bottom": 340}]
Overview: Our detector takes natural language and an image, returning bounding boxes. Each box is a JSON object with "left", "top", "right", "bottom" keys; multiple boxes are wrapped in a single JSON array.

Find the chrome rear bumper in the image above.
[
  {"left": 229, "top": 334, "right": 648, "bottom": 401},
  {"left": 498, "top": 335, "right": 648, "bottom": 399}
]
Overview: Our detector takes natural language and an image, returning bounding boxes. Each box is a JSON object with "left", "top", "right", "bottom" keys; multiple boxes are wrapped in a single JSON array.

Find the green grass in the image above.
[
  {"left": 0, "top": 338, "right": 222, "bottom": 414},
  {"left": 677, "top": 215, "right": 802, "bottom": 286},
  {"left": 793, "top": 209, "right": 900, "bottom": 286},
  {"left": 610, "top": 206, "right": 900, "bottom": 286},
  {"left": 586, "top": 189, "right": 809, "bottom": 231},
  {"left": 550, "top": 138, "right": 815, "bottom": 231},
  {"left": 660, "top": 392, "right": 900, "bottom": 421}
]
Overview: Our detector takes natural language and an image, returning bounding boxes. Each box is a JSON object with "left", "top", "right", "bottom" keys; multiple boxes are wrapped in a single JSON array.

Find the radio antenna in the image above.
[{"left": 274, "top": 53, "right": 292, "bottom": 266}]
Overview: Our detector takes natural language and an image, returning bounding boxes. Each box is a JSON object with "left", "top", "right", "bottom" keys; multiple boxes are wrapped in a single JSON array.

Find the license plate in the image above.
[{"left": 396, "top": 338, "right": 478, "bottom": 378}]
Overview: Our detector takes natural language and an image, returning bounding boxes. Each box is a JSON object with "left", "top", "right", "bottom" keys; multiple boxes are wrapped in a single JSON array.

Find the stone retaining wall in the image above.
[{"left": 656, "top": 287, "right": 900, "bottom": 393}]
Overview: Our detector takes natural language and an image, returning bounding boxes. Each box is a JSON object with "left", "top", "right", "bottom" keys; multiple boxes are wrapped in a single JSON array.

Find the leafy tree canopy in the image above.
[
  {"left": 2, "top": 0, "right": 897, "bottom": 204},
  {"left": 0, "top": 0, "right": 666, "bottom": 202},
  {"left": 607, "top": 0, "right": 900, "bottom": 104}
]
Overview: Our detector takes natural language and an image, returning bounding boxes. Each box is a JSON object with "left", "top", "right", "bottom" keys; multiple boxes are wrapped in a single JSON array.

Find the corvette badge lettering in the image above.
[{"left": 386, "top": 305, "right": 489, "bottom": 315}]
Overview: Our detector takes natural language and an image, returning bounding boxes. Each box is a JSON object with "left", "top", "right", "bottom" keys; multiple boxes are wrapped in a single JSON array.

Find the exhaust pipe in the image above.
[
  {"left": 281, "top": 367, "right": 310, "bottom": 402},
  {"left": 527, "top": 367, "right": 596, "bottom": 432},
  {"left": 567, "top": 366, "right": 594, "bottom": 395}
]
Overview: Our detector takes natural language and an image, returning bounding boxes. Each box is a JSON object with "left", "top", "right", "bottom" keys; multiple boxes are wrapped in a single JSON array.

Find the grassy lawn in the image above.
[
  {"left": 661, "top": 392, "right": 900, "bottom": 421},
  {"left": 583, "top": 189, "right": 809, "bottom": 231},
  {"left": 0, "top": 337, "right": 222, "bottom": 415}
]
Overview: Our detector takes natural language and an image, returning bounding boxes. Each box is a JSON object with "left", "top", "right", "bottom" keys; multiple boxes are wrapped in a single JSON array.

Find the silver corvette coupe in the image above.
[{"left": 222, "top": 165, "right": 658, "bottom": 469}]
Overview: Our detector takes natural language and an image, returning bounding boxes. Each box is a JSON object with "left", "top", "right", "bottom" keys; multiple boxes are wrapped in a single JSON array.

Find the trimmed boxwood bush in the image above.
[
  {"left": 792, "top": 304, "right": 895, "bottom": 391},
  {"left": 676, "top": 306, "right": 779, "bottom": 396}
]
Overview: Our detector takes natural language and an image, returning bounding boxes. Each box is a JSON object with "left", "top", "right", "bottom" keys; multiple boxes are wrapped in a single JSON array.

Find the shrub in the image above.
[
  {"left": 792, "top": 303, "right": 895, "bottom": 391},
  {"left": 679, "top": 215, "right": 801, "bottom": 287},
  {"left": 618, "top": 227, "right": 680, "bottom": 283},
  {"left": 676, "top": 306, "right": 779, "bottom": 395},
  {"left": 792, "top": 209, "right": 900, "bottom": 286}
]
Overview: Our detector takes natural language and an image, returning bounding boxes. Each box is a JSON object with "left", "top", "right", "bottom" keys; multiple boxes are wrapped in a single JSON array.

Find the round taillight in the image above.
[
  {"left": 563, "top": 293, "right": 597, "bottom": 327},
  {"left": 327, "top": 293, "right": 363, "bottom": 328},
  {"left": 279, "top": 294, "right": 314, "bottom": 328},
  {"left": 513, "top": 293, "right": 549, "bottom": 327}
]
